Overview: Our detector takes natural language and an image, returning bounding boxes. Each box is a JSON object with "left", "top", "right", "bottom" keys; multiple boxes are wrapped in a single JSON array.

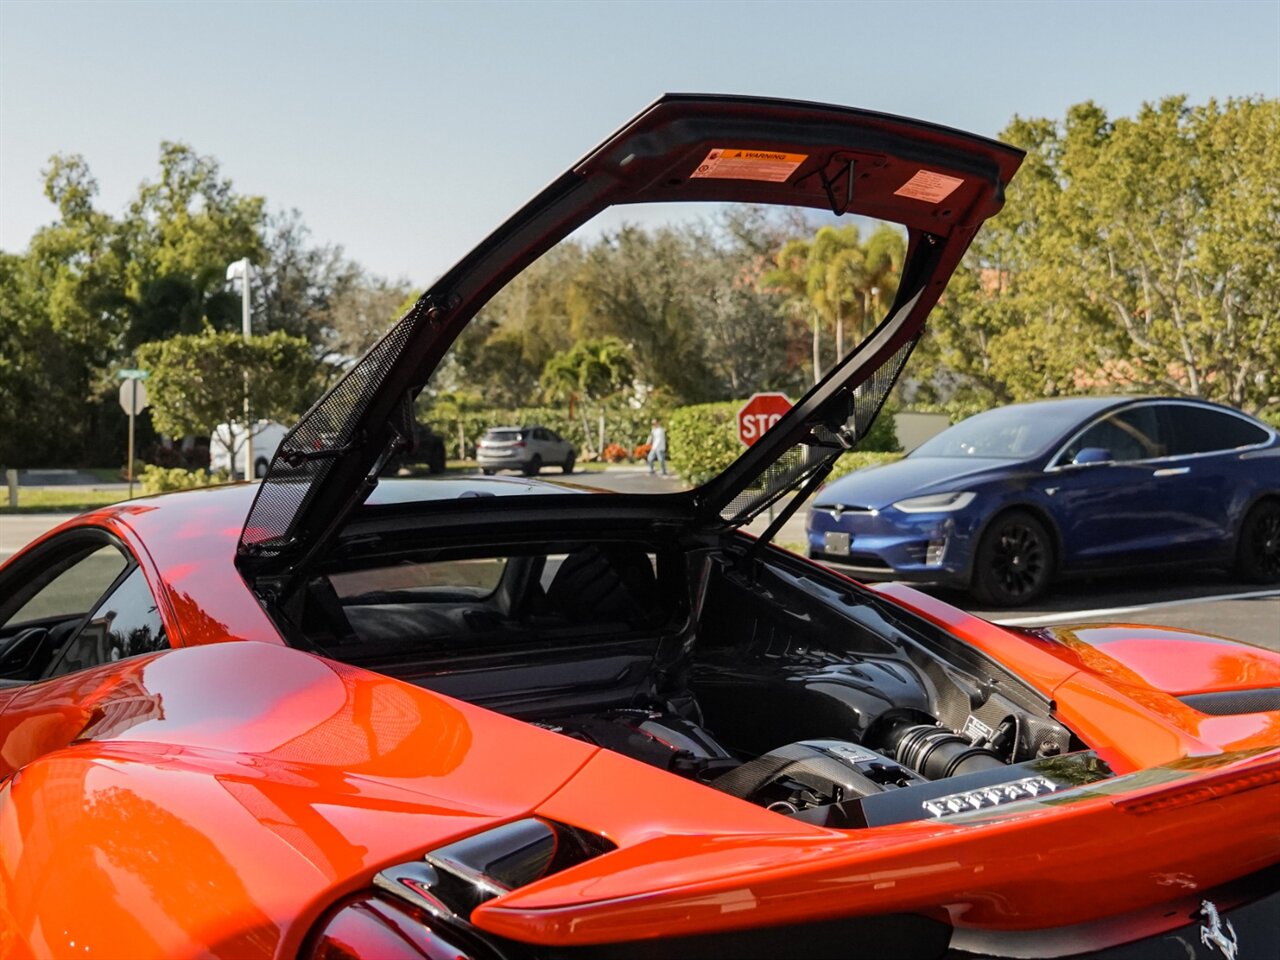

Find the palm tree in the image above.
[
  {"left": 762, "top": 238, "right": 822, "bottom": 384},
  {"left": 860, "top": 225, "right": 907, "bottom": 337},
  {"left": 540, "top": 337, "right": 634, "bottom": 456},
  {"left": 817, "top": 224, "right": 907, "bottom": 361},
  {"left": 823, "top": 245, "right": 868, "bottom": 360}
]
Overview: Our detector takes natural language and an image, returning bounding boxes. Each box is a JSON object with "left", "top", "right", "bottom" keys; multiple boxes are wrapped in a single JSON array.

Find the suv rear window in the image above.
[
  {"left": 1164, "top": 405, "right": 1269, "bottom": 455},
  {"left": 485, "top": 430, "right": 524, "bottom": 443}
]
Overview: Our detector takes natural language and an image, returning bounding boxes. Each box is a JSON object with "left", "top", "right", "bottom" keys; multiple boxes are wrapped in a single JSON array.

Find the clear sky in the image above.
[{"left": 2, "top": 0, "right": 1277, "bottom": 287}]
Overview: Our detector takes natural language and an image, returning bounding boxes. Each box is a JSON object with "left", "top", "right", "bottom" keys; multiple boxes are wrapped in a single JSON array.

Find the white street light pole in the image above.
[
  {"left": 863, "top": 285, "right": 881, "bottom": 340},
  {"left": 226, "top": 258, "right": 254, "bottom": 479}
]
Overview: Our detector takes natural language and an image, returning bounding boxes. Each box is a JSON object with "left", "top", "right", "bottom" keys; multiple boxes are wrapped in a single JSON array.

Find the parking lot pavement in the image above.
[
  {"left": 1010, "top": 594, "right": 1280, "bottom": 653},
  {"left": 926, "top": 567, "right": 1280, "bottom": 650},
  {"left": 0, "top": 514, "right": 75, "bottom": 555}
]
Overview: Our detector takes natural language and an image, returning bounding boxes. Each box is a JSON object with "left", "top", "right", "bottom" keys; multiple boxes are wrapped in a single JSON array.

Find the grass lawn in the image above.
[
  {"left": 85, "top": 467, "right": 127, "bottom": 482},
  {"left": 1, "top": 487, "right": 133, "bottom": 514}
]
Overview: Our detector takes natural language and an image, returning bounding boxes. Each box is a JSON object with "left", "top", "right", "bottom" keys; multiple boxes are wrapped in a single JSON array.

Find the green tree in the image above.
[
  {"left": 574, "top": 225, "right": 719, "bottom": 402},
  {"left": 927, "top": 96, "right": 1280, "bottom": 416},
  {"left": 762, "top": 236, "right": 822, "bottom": 384},
  {"left": 762, "top": 222, "right": 906, "bottom": 385},
  {"left": 431, "top": 243, "right": 586, "bottom": 407},
  {"left": 137, "top": 330, "right": 320, "bottom": 471},
  {"left": 807, "top": 224, "right": 862, "bottom": 361},
  {"left": 860, "top": 224, "right": 907, "bottom": 333},
  {"left": 540, "top": 337, "right": 635, "bottom": 455},
  {"left": 6, "top": 156, "right": 135, "bottom": 465},
  {"left": 426, "top": 209, "right": 801, "bottom": 408},
  {"left": 1, "top": 141, "right": 415, "bottom": 468},
  {"left": 122, "top": 143, "right": 265, "bottom": 305},
  {"left": 1045, "top": 96, "right": 1280, "bottom": 413}
]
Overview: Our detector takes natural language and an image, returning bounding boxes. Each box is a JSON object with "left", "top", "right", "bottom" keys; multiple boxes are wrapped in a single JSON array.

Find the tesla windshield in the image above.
[{"left": 911, "top": 403, "right": 1089, "bottom": 459}]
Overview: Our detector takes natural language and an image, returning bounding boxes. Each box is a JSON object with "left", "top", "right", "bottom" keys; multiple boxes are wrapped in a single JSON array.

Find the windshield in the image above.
[{"left": 911, "top": 403, "right": 1087, "bottom": 460}]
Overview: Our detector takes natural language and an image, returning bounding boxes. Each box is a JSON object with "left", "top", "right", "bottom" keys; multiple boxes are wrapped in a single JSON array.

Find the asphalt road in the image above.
[
  {"left": 0, "top": 514, "right": 74, "bottom": 555},
  {"left": 4, "top": 470, "right": 1277, "bottom": 651}
]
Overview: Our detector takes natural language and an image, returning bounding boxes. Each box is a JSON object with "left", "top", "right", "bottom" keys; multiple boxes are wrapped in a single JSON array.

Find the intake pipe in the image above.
[{"left": 883, "top": 722, "right": 1006, "bottom": 780}]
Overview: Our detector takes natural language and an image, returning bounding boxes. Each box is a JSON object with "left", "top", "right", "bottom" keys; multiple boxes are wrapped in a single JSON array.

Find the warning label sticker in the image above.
[
  {"left": 690, "top": 148, "right": 807, "bottom": 183},
  {"left": 894, "top": 169, "right": 965, "bottom": 203}
]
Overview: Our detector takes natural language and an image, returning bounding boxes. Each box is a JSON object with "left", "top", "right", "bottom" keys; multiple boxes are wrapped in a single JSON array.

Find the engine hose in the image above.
[{"left": 886, "top": 723, "right": 1006, "bottom": 780}]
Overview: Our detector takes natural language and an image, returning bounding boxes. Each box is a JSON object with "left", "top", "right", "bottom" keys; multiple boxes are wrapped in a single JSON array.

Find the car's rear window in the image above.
[
  {"left": 485, "top": 430, "right": 524, "bottom": 443},
  {"left": 314, "top": 545, "right": 670, "bottom": 658},
  {"left": 330, "top": 558, "right": 509, "bottom": 601}
]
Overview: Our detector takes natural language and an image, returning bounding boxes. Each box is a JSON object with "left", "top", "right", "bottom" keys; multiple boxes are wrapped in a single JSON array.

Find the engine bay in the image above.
[{"left": 289, "top": 533, "right": 1112, "bottom": 828}]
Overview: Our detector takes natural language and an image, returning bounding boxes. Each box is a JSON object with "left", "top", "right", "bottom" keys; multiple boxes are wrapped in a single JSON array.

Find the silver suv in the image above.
[{"left": 476, "top": 426, "right": 576, "bottom": 476}]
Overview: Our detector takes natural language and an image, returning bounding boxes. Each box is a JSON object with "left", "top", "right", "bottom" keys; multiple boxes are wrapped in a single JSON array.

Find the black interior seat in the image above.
[{"left": 545, "top": 545, "right": 659, "bottom": 624}]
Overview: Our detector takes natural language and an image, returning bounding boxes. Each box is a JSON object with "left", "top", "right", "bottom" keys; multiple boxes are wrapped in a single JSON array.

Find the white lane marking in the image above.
[{"left": 994, "top": 589, "right": 1280, "bottom": 627}]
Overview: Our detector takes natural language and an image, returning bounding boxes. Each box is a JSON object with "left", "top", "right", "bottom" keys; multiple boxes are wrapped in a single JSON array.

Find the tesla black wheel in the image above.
[
  {"left": 1236, "top": 500, "right": 1280, "bottom": 584},
  {"left": 971, "top": 510, "right": 1054, "bottom": 606},
  {"left": 254, "top": 458, "right": 269, "bottom": 479},
  {"left": 481, "top": 468, "right": 495, "bottom": 476},
  {"left": 523, "top": 455, "right": 542, "bottom": 477},
  {"left": 562, "top": 454, "right": 575, "bottom": 474}
]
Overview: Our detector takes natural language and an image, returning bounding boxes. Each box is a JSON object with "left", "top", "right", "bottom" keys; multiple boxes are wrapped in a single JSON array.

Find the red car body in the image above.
[{"left": 1, "top": 96, "right": 1277, "bottom": 959}]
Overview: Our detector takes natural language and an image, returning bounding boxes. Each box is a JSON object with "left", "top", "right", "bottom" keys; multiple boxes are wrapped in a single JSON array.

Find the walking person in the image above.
[{"left": 646, "top": 418, "right": 668, "bottom": 476}]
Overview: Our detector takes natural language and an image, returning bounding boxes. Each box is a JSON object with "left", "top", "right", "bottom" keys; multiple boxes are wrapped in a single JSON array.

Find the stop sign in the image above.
[{"left": 737, "top": 392, "right": 792, "bottom": 446}]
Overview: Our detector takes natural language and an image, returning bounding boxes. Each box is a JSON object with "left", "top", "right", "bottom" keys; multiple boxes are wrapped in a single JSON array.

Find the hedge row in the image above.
[
  {"left": 137, "top": 410, "right": 904, "bottom": 498},
  {"left": 666, "top": 401, "right": 901, "bottom": 486},
  {"left": 138, "top": 465, "right": 229, "bottom": 494},
  {"left": 667, "top": 403, "right": 742, "bottom": 486},
  {"left": 422, "top": 406, "right": 663, "bottom": 460}
]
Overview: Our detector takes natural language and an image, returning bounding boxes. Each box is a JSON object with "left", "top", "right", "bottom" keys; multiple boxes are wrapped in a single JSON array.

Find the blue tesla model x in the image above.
[{"left": 807, "top": 396, "right": 1280, "bottom": 605}]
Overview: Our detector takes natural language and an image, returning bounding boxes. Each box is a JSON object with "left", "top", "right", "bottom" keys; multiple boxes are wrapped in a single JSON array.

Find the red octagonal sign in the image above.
[{"left": 737, "top": 392, "right": 793, "bottom": 447}]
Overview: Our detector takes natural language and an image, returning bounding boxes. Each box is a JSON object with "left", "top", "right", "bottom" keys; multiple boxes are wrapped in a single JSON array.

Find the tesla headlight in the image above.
[{"left": 892, "top": 491, "right": 976, "bottom": 513}]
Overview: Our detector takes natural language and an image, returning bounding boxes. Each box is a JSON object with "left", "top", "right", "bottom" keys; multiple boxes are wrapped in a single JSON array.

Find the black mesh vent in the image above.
[
  {"left": 1179, "top": 688, "right": 1280, "bottom": 715},
  {"left": 239, "top": 302, "right": 428, "bottom": 559},
  {"left": 720, "top": 336, "right": 917, "bottom": 522}
]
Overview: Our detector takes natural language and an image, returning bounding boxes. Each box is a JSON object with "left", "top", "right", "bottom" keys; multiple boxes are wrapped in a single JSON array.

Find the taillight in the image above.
[
  {"left": 307, "top": 895, "right": 475, "bottom": 960},
  {"left": 512, "top": 441, "right": 526, "bottom": 448}
]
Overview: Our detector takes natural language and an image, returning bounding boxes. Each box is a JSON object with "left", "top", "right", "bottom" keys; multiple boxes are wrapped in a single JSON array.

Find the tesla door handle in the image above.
[{"left": 1153, "top": 466, "right": 1190, "bottom": 477}]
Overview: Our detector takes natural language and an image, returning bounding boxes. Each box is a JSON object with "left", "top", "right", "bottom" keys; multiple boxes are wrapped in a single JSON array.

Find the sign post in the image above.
[
  {"left": 117, "top": 370, "right": 150, "bottom": 498},
  {"left": 737, "top": 392, "right": 793, "bottom": 523}
]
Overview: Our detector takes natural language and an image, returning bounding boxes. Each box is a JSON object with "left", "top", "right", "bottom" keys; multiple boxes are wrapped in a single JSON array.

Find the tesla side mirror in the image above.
[{"left": 1072, "top": 447, "right": 1113, "bottom": 466}]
